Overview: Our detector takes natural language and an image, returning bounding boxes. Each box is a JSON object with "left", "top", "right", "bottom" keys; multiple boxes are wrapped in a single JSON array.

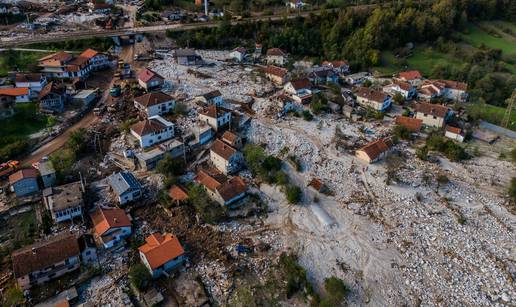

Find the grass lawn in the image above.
[
  {"left": 0, "top": 50, "right": 49, "bottom": 76},
  {"left": 460, "top": 23, "right": 516, "bottom": 56},
  {"left": 0, "top": 102, "right": 52, "bottom": 140},
  {"left": 466, "top": 103, "right": 516, "bottom": 131}
]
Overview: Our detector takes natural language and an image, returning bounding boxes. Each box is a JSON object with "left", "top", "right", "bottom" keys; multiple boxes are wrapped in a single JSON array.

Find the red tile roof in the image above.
[
  {"left": 436, "top": 79, "right": 467, "bottom": 91},
  {"left": 11, "top": 232, "right": 80, "bottom": 278},
  {"left": 216, "top": 176, "right": 246, "bottom": 202},
  {"left": 199, "top": 105, "right": 229, "bottom": 119},
  {"left": 15, "top": 73, "right": 43, "bottom": 83},
  {"left": 134, "top": 92, "right": 173, "bottom": 107},
  {"left": 264, "top": 65, "right": 288, "bottom": 78},
  {"left": 322, "top": 60, "right": 348, "bottom": 68},
  {"left": 131, "top": 118, "right": 167, "bottom": 136},
  {"left": 138, "top": 68, "right": 163, "bottom": 83},
  {"left": 445, "top": 125, "right": 463, "bottom": 135},
  {"left": 196, "top": 168, "right": 226, "bottom": 191},
  {"left": 355, "top": 87, "right": 389, "bottom": 103},
  {"left": 395, "top": 116, "right": 423, "bottom": 132},
  {"left": 266, "top": 48, "right": 286, "bottom": 56},
  {"left": 221, "top": 131, "right": 239, "bottom": 146},
  {"left": 398, "top": 70, "right": 422, "bottom": 81},
  {"left": 9, "top": 168, "right": 38, "bottom": 184},
  {"left": 138, "top": 232, "right": 184, "bottom": 270},
  {"left": 0, "top": 87, "right": 29, "bottom": 97},
  {"left": 210, "top": 139, "right": 237, "bottom": 160},
  {"left": 357, "top": 138, "right": 393, "bottom": 161},
  {"left": 79, "top": 48, "right": 99, "bottom": 59},
  {"left": 288, "top": 78, "right": 311, "bottom": 90},
  {"left": 415, "top": 102, "right": 449, "bottom": 118},
  {"left": 91, "top": 207, "right": 131, "bottom": 237},
  {"left": 168, "top": 185, "right": 189, "bottom": 201}
]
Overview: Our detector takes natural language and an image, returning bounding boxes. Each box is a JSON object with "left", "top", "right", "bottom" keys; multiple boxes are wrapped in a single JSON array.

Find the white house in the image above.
[
  {"left": 344, "top": 72, "right": 371, "bottom": 85},
  {"left": 107, "top": 171, "right": 142, "bottom": 205},
  {"left": 130, "top": 115, "right": 174, "bottom": 148},
  {"left": 266, "top": 48, "right": 287, "bottom": 66},
  {"left": 198, "top": 105, "right": 232, "bottom": 131},
  {"left": 197, "top": 90, "right": 223, "bottom": 106},
  {"left": 196, "top": 168, "right": 247, "bottom": 206},
  {"left": 229, "top": 47, "right": 246, "bottom": 62},
  {"left": 0, "top": 87, "right": 30, "bottom": 103},
  {"left": 397, "top": 70, "right": 423, "bottom": 86},
  {"left": 355, "top": 138, "right": 393, "bottom": 164},
  {"left": 137, "top": 68, "right": 165, "bottom": 91},
  {"left": 209, "top": 139, "right": 243, "bottom": 175},
  {"left": 445, "top": 126, "right": 465, "bottom": 142},
  {"left": 284, "top": 78, "right": 312, "bottom": 104},
  {"left": 15, "top": 73, "right": 47, "bottom": 94},
  {"left": 435, "top": 79, "right": 468, "bottom": 102},
  {"left": 138, "top": 232, "right": 186, "bottom": 279},
  {"left": 322, "top": 60, "right": 349, "bottom": 74},
  {"left": 134, "top": 92, "right": 175, "bottom": 117},
  {"left": 414, "top": 102, "right": 450, "bottom": 128},
  {"left": 355, "top": 87, "right": 392, "bottom": 112},
  {"left": 43, "top": 181, "right": 84, "bottom": 223},
  {"left": 383, "top": 81, "right": 416, "bottom": 100},
  {"left": 91, "top": 207, "right": 132, "bottom": 249}
]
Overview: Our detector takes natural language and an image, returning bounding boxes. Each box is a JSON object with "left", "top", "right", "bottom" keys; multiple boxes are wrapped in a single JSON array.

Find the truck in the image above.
[{"left": 0, "top": 160, "right": 19, "bottom": 180}]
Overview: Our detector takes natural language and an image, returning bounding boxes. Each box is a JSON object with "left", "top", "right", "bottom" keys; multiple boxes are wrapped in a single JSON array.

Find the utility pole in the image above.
[{"left": 501, "top": 90, "right": 516, "bottom": 128}]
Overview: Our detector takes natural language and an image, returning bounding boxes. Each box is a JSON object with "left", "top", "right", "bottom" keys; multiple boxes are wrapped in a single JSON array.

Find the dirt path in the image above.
[{"left": 21, "top": 75, "right": 115, "bottom": 166}]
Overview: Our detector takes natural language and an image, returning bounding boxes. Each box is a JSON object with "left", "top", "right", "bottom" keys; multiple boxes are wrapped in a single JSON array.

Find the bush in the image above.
[
  {"left": 285, "top": 185, "right": 302, "bottom": 204},
  {"left": 416, "top": 146, "right": 428, "bottom": 161},
  {"left": 0, "top": 139, "right": 30, "bottom": 161},
  {"left": 511, "top": 148, "right": 516, "bottom": 163},
  {"left": 279, "top": 253, "right": 312, "bottom": 298},
  {"left": 426, "top": 135, "right": 468, "bottom": 161},
  {"left": 156, "top": 153, "right": 185, "bottom": 186},
  {"left": 302, "top": 110, "right": 313, "bottom": 121},
  {"left": 320, "top": 276, "right": 349, "bottom": 306},
  {"left": 437, "top": 174, "right": 449, "bottom": 184},
  {"left": 188, "top": 184, "right": 226, "bottom": 223},
  {"left": 392, "top": 125, "right": 411, "bottom": 141},
  {"left": 509, "top": 177, "right": 516, "bottom": 203},
  {"left": 275, "top": 171, "right": 289, "bottom": 186},
  {"left": 4, "top": 287, "right": 24, "bottom": 306},
  {"left": 129, "top": 263, "right": 152, "bottom": 292}
]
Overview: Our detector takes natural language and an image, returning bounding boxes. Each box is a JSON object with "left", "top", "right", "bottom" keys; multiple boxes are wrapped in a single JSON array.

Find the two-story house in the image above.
[
  {"left": 130, "top": 115, "right": 175, "bottom": 148},
  {"left": 138, "top": 232, "right": 186, "bottom": 278},
  {"left": 284, "top": 78, "right": 313, "bottom": 104},
  {"left": 414, "top": 102, "right": 450, "bottom": 128},
  {"left": 12, "top": 232, "right": 81, "bottom": 289},
  {"left": 308, "top": 68, "right": 338, "bottom": 85},
  {"left": 383, "top": 81, "right": 416, "bottom": 100},
  {"left": 138, "top": 68, "right": 165, "bottom": 91},
  {"left": 266, "top": 48, "right": 287, "bottom": 66},
  {"left": 0, "top": 87, "right": 30, "bottom": 103},
  {"left": 397, "top": 70, "right": 423, "bottom": 86},
  {"left": 198, "top": 105, "right": 232, "bottom": 131},
  {"left": 264, "top": 65, "right": 289, "bottom": 86},
  {"left": 221, "top": 131, "right": 242, "bottom": 149},
  {"left": 107, "top": 171, "right": 142, "bottom": 205},
  {"left": 197, "top": 90, "right": 223, "bottom": 106},
  {"left": 91, "top": 207, "right": 132, "bottom": 249},
  {"left": 34, "top": 159, "right": 56, "bottom": 188},
  {"left": 210, "top": 139, "right": 243, "bottom": 174},
  {"left": 39, "top": 81, "right": 66, "bottom": 113},
  {"left": 9, "top": 168, "right": 39, "bottom": 197},
  {"left": 15, "top": 73, "right": 47, "bottom": 94},
  {"left": 134, "top": 92, "right": 175, "bottom": 117},
  {"left": 196, "top": 168, "right": 247, "bottom": 206},
  {"left": 43, "top": 181, "right": 84, "bottom": 223},
  {"left": 322, "top": 60, "right": 349, "bottom": 74},
  {"left": 355, "top": 87, "right": 392, "bottom": 112}
]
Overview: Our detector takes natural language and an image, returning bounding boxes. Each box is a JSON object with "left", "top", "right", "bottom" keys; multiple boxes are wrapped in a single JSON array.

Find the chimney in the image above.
[{"left": 114, "top": 217, "right": 118, "bottom": 224}]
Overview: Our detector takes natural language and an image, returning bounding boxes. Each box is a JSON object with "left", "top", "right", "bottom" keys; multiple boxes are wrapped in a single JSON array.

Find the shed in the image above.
[{"left": 73, "top": 89, "right": 97, "bottom": 105}]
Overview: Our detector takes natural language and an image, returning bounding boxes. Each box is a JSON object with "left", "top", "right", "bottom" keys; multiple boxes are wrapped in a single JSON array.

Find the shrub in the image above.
[
  {"left": 188, "top": 184, "right": 226, "bottom": 223},
  {"left": 285, "top": 185, "right": 302, "bottom": 204},
  {"left": 426, "top": 135, "right": 467, "bottom": 161},
  {"left": 392, "top": 125, "right": 411, "bottom": 141},
  {"left": 302, "top": 110, "right": 313, "bottom": 121},
  {"left": 279, "top": 253, "right": 312, "bottom": 298},
  {"left": 509, "top": 177, "right": 516, "bottom": 203},
  {"left": 320, "top": 276, "right": 349, "bottom": 306},
  {"left": 437, "top": 174, "right": 449, "bottom": 184},
  {"left": 275, "top": 171, "right": 289, "bottom": 186},
  {"left": 416, "top": 146, "right": 428, "bottom": 161},
  {"left": 129, "top": 263, "right": 152, "bottom": 292}
]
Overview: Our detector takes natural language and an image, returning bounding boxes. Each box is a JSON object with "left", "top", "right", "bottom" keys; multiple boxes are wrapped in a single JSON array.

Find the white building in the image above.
[
  {"left": 134, "top": 92, "right": 176, "bottom": 117},
  {"left": 15, "top": 73, "right": 47, "bottom": 94},
  {"left": 383, "top": 81, "right": 416, "bottom": 100},
  {"left": 229, "top": 47, "right": 246, "bottom": 62},
  {"left": 445, "top": 126, "right": 465, "bottom": 142},
  {"left": 91, "top": 207, "right": 132, "bottom": 249},
  {"left": 130, "top": 115, "right": 174, "bottom": 148},
  {"left": 210, "top": 139, "right": 243, "bottom": 175},
  {"left": 355, "top": 87, "right": 392, "bottom": 112},
  {"left": 266, "top": 48, "right": 287, "bottom": 66},
  {"left": 107, "top": 171, "right": 143, "bottom": 205},
  {"left": 198, "top": 105, "right": 231, "bottom": 131},
  {"left": 197, "top": 90, "right": 223, "bottom": 106},
  {"left": 43, "top": 181, "right": 84, "bottom": 223}
]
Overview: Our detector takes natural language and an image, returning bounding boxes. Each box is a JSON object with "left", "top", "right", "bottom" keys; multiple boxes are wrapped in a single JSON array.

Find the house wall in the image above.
[
  {"left": 266, "top": 73, "right": 286, "bottom": 85},
  {"left": 131, "top": 126, "right": 174, "bottom": 148},
  {"left": 230, "top": 51, "right": 244, "bottom": 62},
  {"left": 81, "top": 247, "right": 98, "bottom": 266},
  {"left": 118, "top": 189, "right": 142, "bottom": 205},
  {"left": 356, "top": 96, "right": 392, "bottom": 112},
  {"left": 14, "top": 94, "right": 30, "bottom": 103},
  {"left": 198, "top": 129, "right": 214, "bottom": 145},
  {"left": 445, "top": 131, "right": 464, "bottom": 142},
  {"left": 41, "top": 173, "right": 56, "bottom": 188},
  {"left": 53, "top": 205, "right": 82, "bottom": 223},
  {"left": 415, "top": 112, "right": 445, "bottom": 128},
  {"left": 16, "top": 79, "right": 47, "bottom": 93},
  {"left": 101, "top": 226, "right": 132, "bottom": 248},
  {"left": 41, "top": 95, "right": 64, "bottom": 112},
  {"left": 12, "top": 178, "right": 39, "bottom": 197},
  {"left": 135, "top": 100, "right": 175, "bottom": 117},
  {"left": 267, "top": 55, "right": 286, "bottom": 66},
  {"left": 210, "top": 151, "right": 242, "bottom": 175},
  {"left": 199, "top": 112, "right": 231, "bottom": 131},
  {"left": 17, "top": 255, "right": 80, "bottom": 290},
  {"left": 140, "top": 252, "right": 186, "bottom": 279},
  {"left": 208, "top": 96, "right": 223, "bottom": 106},
  {"left": 216, "top": 191, "right": 246, "bottom": 206}
]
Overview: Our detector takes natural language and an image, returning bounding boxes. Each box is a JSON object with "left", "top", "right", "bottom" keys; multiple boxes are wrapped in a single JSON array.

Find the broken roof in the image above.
[
  {"left": 91, "top": 207, "right": 131, "bottom": 236},
  {"left": 134, "top": 92, "right": 173, "bottom": 107},
  {"left": 11, "top": 232, "right": 80, "bottom": 278},
  {"left": 288, "top": 78, "right": 311, "bottom": 91},
  {"left": 138, "top": 232, "right": 184, "bottom": 270},
  {"left": 221, "top": 131, "right": 239, "bottom": 146},
  {"left": 107, "top": 171, "right": 141, "bottom": 196},
  {"left": 46, "top": 181, "right": 83, "bottom": 211},
  {"left": 15, "top": 73, "right": 43, "bottom": 83},
  {"left": 266, "top": 48, "right": 286, "bottom": 56},
  {"left": 39, "top": 81, "right": 64, "bottom": 100},
  {"left": 210, "top": 139, "right": 238, "bottom": 160},
  {"left": 199, "top": 105, "right": 230, "bottom": 119},
  {"left": 202, "top": 90, "right": 222, "bottom": 100},
  {"left": 415, "top": 102, "right": 449, "bottom": 118},
  {"left": 264, "top": 65, "right": 288, "bottom": 78},
  {"left": 131, "top": 117, "right": 168, "bottom": 136}
]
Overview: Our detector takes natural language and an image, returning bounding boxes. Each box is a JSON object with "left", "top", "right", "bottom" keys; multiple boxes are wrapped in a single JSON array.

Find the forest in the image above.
[{"left": 167, "top": 0, "right": 516, "bottom": 107}]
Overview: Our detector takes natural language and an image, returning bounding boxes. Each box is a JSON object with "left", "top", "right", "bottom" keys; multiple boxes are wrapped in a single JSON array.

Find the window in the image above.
[{"left": 433, "top": 116, "right": 437, "bottom": 119}]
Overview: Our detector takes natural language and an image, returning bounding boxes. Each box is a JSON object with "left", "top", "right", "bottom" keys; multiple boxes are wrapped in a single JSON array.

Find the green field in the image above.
[
  {"left": 466, "top": 103, "right": 516, "bottom": 131},
  {"left": 0, "top": 50, "right": 49, "bottom": 76},
  {"left": 0, "top": 102, "right": 51, "bottom": 139},
  {"left": 461, "top": 23, "right": 516, "bottom": 55}
]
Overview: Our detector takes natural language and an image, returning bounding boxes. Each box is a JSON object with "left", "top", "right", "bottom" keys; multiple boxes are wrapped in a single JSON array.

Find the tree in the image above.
[
  {"left": 188, "top": 184, "right": 225, "bottom": 223},
  {"left": 156, "top": 153, "right": 185, "bottom": 186},
  {"left": 4, "top": 287, "right": 24, "bottom": 306},
  {"left": 302, "top": 110, "right": 313, "bottom": 121},
  {"left": 129, "top": 263, "right": 152, "bottom": 292},
  {"left": 393, "top": 92, "right": 405, "bottom": 105},
  {"left": 319, "top": 276, "right": 349, "bottom": 306},
  {"left": 243, "top": 144, "right": 266, "bottom": 174},
  {"left": 285, "top": 185, "right": 302, "bottom": 204},
  {"left": 509, "top": 177, "right": 516, "bottom": 203}
]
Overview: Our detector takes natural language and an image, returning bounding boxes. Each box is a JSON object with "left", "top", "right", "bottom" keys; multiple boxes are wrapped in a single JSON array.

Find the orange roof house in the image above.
[
  {"left": 138, "top": 232, "right": 185, "bottom": 278},
  {"left": 355, "top": 138, "right": 393, "bottom": 164},
  {"left": 168, "top": 185, "right": 189, "bottom": 203},
  {"left": 9, "top": 168, "right": 39, "bottom": 197},
  {"left": 395, "top": 116, "right": 423, "bottom": 132},
  {"left": 90, "top": 207, "right": 132, "bottom": 248}
]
